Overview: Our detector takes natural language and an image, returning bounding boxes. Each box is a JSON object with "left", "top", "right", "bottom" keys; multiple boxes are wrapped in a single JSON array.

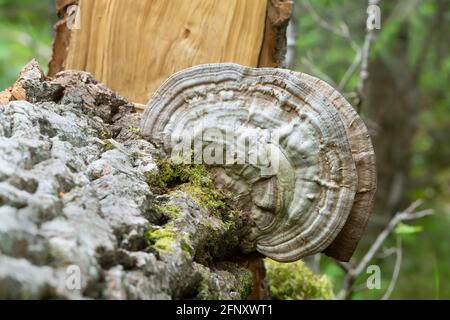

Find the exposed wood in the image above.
[
  {"left": 49, "top": 0, "right": 269, "bottom": 104},
  {"left": 56, "top": 0, "right": 78, "bottom": 14},
  {"left": 258, "top": 0, "right": 293, "bottom": 67},
  {"left": 241, "top": 256, "right": 270, "bottom": 300},
  {"left": 133, "top": 103, "right": 146, "bottom": 112},
  {"left": 48, "top": 0, "right": 78, "bottom": 76},
  {"left": 0, "top": 89, "right": 13, "bottom": 105}
]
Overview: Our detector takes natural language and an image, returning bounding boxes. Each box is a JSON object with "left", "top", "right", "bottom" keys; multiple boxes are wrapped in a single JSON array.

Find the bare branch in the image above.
[
  {"left": 381, "top": 237, "right": 402, "bottom": 300},
  {"left": 376, "top": 246, "right": 397, "bottom": 259},
  {"left": 301, "top": 54, "right": 337, "bottom": 86},
  {"left": 353, "top": 201, "right": 430, "bottom": 277},
  {"left": 336, "top": 199, "right": 433, "bottom": 300},
  {"left": 353, "top": 3, "right": 378, "bottom": 112},
  {"left": 335, "top": 260, "right": 351, "bottom": 273},
  {"left": 338, "top": 51, "right": 362, "bottom": 91},
  {"left": 302, "top": 0, "right": 360, "bottom": 52},
  {"left": 286, "top": 2, "right": 299, "bottom": 69}
]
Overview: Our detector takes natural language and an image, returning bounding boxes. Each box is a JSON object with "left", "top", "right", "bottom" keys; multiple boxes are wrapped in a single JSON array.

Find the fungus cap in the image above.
[{"left": 141, "top": 63, "right": 376, "bottom": 262}]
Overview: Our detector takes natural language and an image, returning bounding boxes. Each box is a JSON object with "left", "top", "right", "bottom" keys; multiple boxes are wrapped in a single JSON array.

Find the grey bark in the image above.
[{"left": 0, "top": 61, "right": 253, "bottom": 300}]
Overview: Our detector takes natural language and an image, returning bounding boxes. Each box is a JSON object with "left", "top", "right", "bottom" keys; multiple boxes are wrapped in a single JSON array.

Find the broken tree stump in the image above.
[
  {"left": 45, "top": 0, "right": 294, "bottom": 300},
  {"left": 49, "top": 0, "right": 293, "bottom": 105}
]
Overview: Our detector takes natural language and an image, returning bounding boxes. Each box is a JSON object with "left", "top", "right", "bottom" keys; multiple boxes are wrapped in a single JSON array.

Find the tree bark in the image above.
[
  {"left": 45, "top": 0, "right": 292, "bottom": 300},
  {"left": 0, "top": 60, "right": 259, "bottom": 300}
]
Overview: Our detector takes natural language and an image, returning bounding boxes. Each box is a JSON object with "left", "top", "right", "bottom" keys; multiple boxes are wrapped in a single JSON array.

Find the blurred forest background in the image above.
[{"left": 0, "top": 0, "right": 449, "bottom": 299}]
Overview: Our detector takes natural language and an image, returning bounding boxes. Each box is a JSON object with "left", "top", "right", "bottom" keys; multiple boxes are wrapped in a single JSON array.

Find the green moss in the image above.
[
  {"left": 236, "top": 268, "right": 253, "bottom": 299},
  {"left": 265, "top": 259, "right": 333, "bottom": 300},
  {"left": 146, "top": 158, "right": 228, "bottom": 217},
  {"left": 99, "top": 130, "right": 109, "bottom": 139},
  {"left": 191, "top": 208, "right": 248, "bottom": 264},
  {"left": 152, "top": 204, "right": 181, "bottom": 220},
  {"left": 197, "top": 277, "right": 214, "bottom": 300},
  {"left": 195, "top": 263, "right": 253, "bottom": 300},
  {"left": 145, "top": 158, "right": 176, "bottom": 194},
  {"left": 144, "top": 228, "right": 176, "bottom": 254},
  {"left": 144, "top": 205, "right": 191, "bottom": 256},
  {"left": 146, "top": 158, "right": 250, "bottom": 262},
  {"left": 103, "top": 140, "right": 115, "bottom": 151},
  {"left": 179, "top": 183, "right": 226, "bottom": 215},
  {"left": 181, "top": 233, "right": 194, "bottom": 256},
  {"left": 129, "top": 127, "right": 140, "bottom": 135}
]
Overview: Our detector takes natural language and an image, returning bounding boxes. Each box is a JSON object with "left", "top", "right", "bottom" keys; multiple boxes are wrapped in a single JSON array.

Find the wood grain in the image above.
[{"left": 51, "top": 0, "right": 268, "bottom": 104}]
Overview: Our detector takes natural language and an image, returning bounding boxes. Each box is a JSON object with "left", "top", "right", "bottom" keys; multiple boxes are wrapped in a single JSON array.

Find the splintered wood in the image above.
[{"left": 50, "top": 0, "right": 268, "bottom": 104}]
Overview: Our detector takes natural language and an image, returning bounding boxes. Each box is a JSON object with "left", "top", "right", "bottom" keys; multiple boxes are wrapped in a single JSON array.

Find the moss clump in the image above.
[
  {"left": 181, "top": 233, "right": 194, "bottom": 256},
  {"left": 152, "top": 204, "right": 181, "bottom": 220},
  {"left": 265, "top": 259, "right": 333, "bottom": 300},
  {"left": 145, "top": 158, "right": 176, "bottom": 194},
  {"left": 235, "top": 267, "right": 253, "bottom": 299},
  {"left": 146, "top": 159, "right": 249, "bottom": 262},
  {"left": 99, "top": 130, "right": 109, "bottom": 139},
  {"left": 191, "top": 208, "right": 248, "bottom": 264},
  {"left": 129, "top": 127, "right": 140, "bottom": 135},
  {"left": 146, "top": 158, "right": 228, "bottom": 216},
  {"left": 144, "top": 228, "right": 176, "bottom": 254},
  {"left": 179, "top": 183, "right": 226, "bottom": 215},
  {"left": 103, "top": 140, "right": 115, "bottom": 151},
  {"left": 195, "top": 263, "right": 253, "bottom": 300},
  {"left": 144, "top": 204, "right": 190, "bottom": 256},
  {"left": 197, "top": 276, "right": 213, "bottom": 300}
]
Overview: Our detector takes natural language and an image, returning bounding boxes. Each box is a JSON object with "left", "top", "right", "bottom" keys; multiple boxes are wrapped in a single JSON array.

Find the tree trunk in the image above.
[
  {"left": 0, "top": 60, "right": 258, "bottom": 299},
  {"left": 42, "top": 0, "right": 292, "bottom": 300}
]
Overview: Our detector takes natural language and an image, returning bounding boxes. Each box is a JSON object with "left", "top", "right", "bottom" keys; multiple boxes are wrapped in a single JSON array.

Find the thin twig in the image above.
[
  {"left": 335, "top": 260, "right": 351, "bottom": 273},
  {"left": 338, "top": 51, "right": 362, "bottom": 91},
  {"left": 381, "top": 237, "right": 402, "bottom": 300},
  {"left": 376, "top": 247, "right": 397, "bottom": 259},
  {"left": 301, "top": 55, "right": 337, "bottom": 86},
  {"left": 353, "top": 0, "right": 380, "bottom": 113},
  {"left": 286, "top": 2, "right": 299, "bottom": 69},
  {"left": 303, "top": 0, "right": 359, "bottom": 52},
  {"left": 336, "top": 200, "right": 433, "bottom": 300},
  {"left": 354, "top": 201, "right": 429, "bottom": 276}
]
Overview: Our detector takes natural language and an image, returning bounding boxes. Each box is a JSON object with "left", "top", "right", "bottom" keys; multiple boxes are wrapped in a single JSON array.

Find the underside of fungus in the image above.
[{"left": 141, "top": 63, "right": 376, "bottom": 262}]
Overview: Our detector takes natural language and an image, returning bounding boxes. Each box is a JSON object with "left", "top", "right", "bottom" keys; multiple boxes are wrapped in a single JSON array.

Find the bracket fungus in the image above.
[{"left": 141, "top": 63, "right": 376, "bottom": 262}]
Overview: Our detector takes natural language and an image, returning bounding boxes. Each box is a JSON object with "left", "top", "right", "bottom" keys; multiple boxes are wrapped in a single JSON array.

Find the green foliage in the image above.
[
  {"left": 394, "top": 223, "right": 424, "bottom": 236},
  {"left": 265, "top": 259, "right": 333, "bottom": 300},
  {"left": 0, "top": 0, "right": 55, "bottom": 90},
  {"left": 296, "top": 0, "right": 450, "bottom": 300},
  {"left": 320, "top": 259, "right": 345, "bottom": 293},
  {"left": 295, "top": 0, "right": 367, "bottom": 91}
]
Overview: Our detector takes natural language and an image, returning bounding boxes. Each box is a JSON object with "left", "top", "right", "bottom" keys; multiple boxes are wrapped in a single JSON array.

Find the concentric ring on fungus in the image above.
[{"left": 141, "top": 63, "right": 376, "bottom": 262}]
